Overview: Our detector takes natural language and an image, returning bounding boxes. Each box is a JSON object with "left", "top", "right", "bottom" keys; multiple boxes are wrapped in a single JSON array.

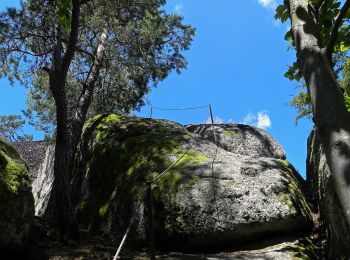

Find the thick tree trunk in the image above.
[
  {"left": 287, "top": 0, "right": 350, "bottom": 235},
  {"left": 48, "top": 76, "right": 79, "bottom": 240}
]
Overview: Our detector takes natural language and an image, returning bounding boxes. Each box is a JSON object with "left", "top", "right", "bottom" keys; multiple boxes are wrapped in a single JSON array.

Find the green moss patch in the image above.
[
  {"left": 288, "top": 238, "right": 318, "bottom": 259},
  {"left": 277, "top": 160, "right": 312, "bottom": 218},
  {"left": 0, "top": 140, "right": 34, "bottom": 248},
  {"left": 223, "top": 129, "right": 235, "bottom": 138},
  {"left": 0, "top": 141, "right": 30, "bottom": 198},
  {"left": 73, "top": 115, "right": 209, "bottom": 234}
]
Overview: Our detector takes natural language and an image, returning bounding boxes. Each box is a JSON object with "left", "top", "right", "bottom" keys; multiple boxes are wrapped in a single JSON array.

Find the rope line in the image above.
[
  {"left": 113, "top": 201, "right": 141, "bottom": 260},
  {"left": 149, "top": 105, "right": 209, "bottom": 118},
  {"left": 152, "top": 143, "right": 194, "bottom": 184},
  {"left": 151, "top": 105, "right": 209, "bottom": 111}
]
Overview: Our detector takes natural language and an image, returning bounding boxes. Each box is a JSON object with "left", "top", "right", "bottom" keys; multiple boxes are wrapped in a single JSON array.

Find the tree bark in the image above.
[
  {"left": 286, "top": 0, "right": 350, "bottom": 231},
  {"left": 49, "top": 75, "right": 79, "bottom": 239},
  {"left": 45, "top": 0, "right": 81, "bottom": 240}
]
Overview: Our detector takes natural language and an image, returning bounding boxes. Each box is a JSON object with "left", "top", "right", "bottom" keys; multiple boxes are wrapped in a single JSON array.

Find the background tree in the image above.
[
  {"left": 0, "top": 0, "right": 194, "bottom": 238},
  {"left": 23, "top": 2, "right": 194, "bottom": 138},
  {"left": 276, "top": 0, "right": 350, "bottom": 235},
  {"left": 0, "top": 114, "right": 32, "bottom": 141}
]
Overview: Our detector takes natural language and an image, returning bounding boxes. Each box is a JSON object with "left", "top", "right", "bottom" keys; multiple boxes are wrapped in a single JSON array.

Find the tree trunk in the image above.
[
  {"left": 43, "top": 0, "right": 81, "bottom": 240},
  {"left": 47, "top": 75, "right": 79, "bottom": 240},
  {"left": 287, "top": 0, "right": 350, "bottom": 232}
]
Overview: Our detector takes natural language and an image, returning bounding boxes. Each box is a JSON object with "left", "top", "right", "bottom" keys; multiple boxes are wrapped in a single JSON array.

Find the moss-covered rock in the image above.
[
  {"left": 0, "top": 140, "right": 34, "bottom": 249},
  {"left": 72, "top": 114, "right": 312, "bottom": 251},
  {"left": 72, "top": 115, "right": 193, "bottom": 236}
]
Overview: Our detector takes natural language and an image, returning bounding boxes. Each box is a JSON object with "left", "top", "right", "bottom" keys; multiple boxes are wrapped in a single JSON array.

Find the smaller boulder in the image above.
[
  {"left": 0, "top": 140, "right": 34, "bottom": 249},
  {"left": 186, "top": 124, "right": 286, "bottom": 159}
]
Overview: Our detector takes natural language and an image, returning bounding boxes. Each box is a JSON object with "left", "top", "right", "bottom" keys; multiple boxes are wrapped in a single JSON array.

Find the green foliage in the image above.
[
  {"left": 56, "top": 0, "right": 72, "bottom": 31},
  {"left": 284, "top": 62, "right": 301, "bottom": 81},
  {"left": 1, "top": 0, "right": 195, "bottom": 136},
  {"left": 274, "top": 4, "right": 289, "bottom": 23},
  {"left": 345, "top": 93, "right": 350, "bottom": 111},
  {"left": 340, "top": 58, "right": 350, "bottom": 111},
  {"left": 0, "top": 140, "right": 30, "bottom": 198},
  {"left": 0, "top": 114, "right": 32, "bottom": 142},
  {"left": 340, "top": 58, "right": 350, "bottom": 94},
  {"left": 275, "top": 1, "right": 350, "bottom": 121},
  {"left": 288, "top": 87, "right": 313, "bottom": 123}
]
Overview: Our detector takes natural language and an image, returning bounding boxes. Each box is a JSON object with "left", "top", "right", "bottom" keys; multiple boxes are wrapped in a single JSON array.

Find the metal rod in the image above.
[
  {"left": 146, "top": 181, "right": 156, "bottom": 260},
  {"left": 149, "top": 107, "right": 153, "bottom": 119},
  {"left": 209, "top": 104, "right": 217, "bottom": 145}
]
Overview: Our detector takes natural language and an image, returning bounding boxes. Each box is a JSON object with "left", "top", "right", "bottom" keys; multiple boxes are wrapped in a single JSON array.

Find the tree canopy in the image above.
[
  {"left": 0, "top": 114, "right": 32, "bottom": 141},
  {"left": 1, "top": 0, "right": 195, "bottom": 137}
]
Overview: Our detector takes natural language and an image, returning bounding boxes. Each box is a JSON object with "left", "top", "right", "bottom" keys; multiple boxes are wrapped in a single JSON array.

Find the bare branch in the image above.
[
  {"left": 4, "top": 47, "right": 52, "bottom": 57},
  {"left": 75, "top": 46, "right": 94, "bottom": 59},
  {"left": 326, "top": 0, "right": 350, "bottom": 59}
]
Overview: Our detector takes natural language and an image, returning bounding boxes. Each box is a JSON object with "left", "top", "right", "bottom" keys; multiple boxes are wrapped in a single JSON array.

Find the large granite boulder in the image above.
[
  {"left": 71, "top": 114, "right": 312, "bottom": 251},
  {"left": 0, "top": 140, "right": 34, "bottom": 249},
  {"left": 307, "top": 129, "right": 350, "bottom": 258}
]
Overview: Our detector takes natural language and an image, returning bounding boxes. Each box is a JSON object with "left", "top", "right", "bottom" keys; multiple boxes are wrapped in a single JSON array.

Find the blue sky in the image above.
[{"left": 0, "top": 0, "right": 313, "bottom": 177}]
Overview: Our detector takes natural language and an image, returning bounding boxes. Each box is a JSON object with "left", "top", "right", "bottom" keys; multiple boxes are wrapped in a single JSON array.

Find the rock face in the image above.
[
  {"left": 11, "top": 141, "right": 47, "bottom": 180},
  {"left": 307, "top": 129, "right": 350, "bottom": 258},
  {"left": 0, "top": 140, "right": 34, "bottom": 249},
  {"left": 32, "top": 145, "right": 55, "bottom": 217},
  {"left": 11, "top": 141, "right": 55, "bottom": 217},
  {"left": 72, "top": 114, "right": 312, "bottom": 251},
  {"left": 186, "top": 124, "right": 286, "bottom": 159}
]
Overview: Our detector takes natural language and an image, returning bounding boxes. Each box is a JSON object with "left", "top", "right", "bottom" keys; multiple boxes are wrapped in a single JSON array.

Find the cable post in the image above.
[
  {"left": 209, "top": 104, "right": 217, "bottom": 145},
  {"left": 149, "top": 107, "right": 153, "bottom": 119},
  {"left": 146, "top": 181, "right": 156, "bottom": 260}
]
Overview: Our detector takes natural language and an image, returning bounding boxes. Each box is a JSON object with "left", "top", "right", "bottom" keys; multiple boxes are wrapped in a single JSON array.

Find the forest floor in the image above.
[{"left": 2, "top": 212, "right": 327, "bottom": 260}]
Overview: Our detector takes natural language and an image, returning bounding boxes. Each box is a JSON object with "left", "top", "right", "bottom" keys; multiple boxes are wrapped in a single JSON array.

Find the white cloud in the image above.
[
  {"left": 243, "top": 113, "right": 256, "bottom": 125},
  {"left": 257, "top": 112, "right": 271, "bottom": 129},
  {"left": 227, "top": 118, "right": 235, "bottom": 124},
  {"left": 243, "top": 111, "right": 271, "bottom": 130},
  {"left": 174, "top": 3, "right": 183, "bottom": 13},
  {"left": 258, "top": 0, "right": 277, "bottom": 9}
]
